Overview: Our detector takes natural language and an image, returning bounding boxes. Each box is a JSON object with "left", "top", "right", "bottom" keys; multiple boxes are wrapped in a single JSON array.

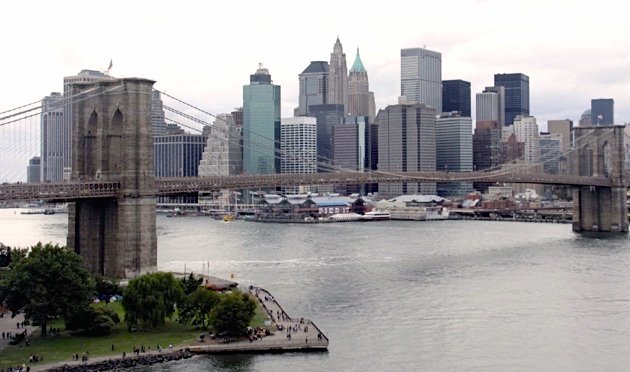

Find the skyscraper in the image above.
[
  {"left": 280, "top": 117, "right": 317, "bottom": 174},
  {"left": 509, "top": 115, "right": 540, "bottom": 164},
  {"left": 476, "top": 91, "right": 500, "bottom": 123},
  {"left": 40, "top": 92, "right": 64, "bottom": 182},
  {"left": 401, "top": 47, "right": 442, "bottom": 111},
  {"left": 377, "top": 102, "right": 437, "bottom": 198},
  {"left": 151, "top": 90, "right": 167, "bottom": 136},
  {"left": 539, "top": 132, "right": 562, "bottom": 174},
  {"left": 198, "top": 114, "right": 242, "bottom": 176},
  {"left": 309, "top": 104, "right": 345, "bottom": 172},
  {"left": 482, "top": 86, "right": 505, "bottom": 126},
  {"left": 442, "top": 80, "right": 471, "bottom": 117},
  {"left": 348, "top": 49, "right": 370, "bottom": 117},
  {"left": 328, "top": 37, "right": 349, "bottom": 111},
  {"left": 436, "top": 113, "right": 474, "bottom": 196},
  {"left": 243, "top": 64, "right": 281, "bottom": 174},
  {"left": 280, "top": 117, "right": 317, "bottom": 194},
  {"left": 494, "top": 73, "right": 529, "bottom": 126},
  {"left": 27, "top": 156, "right": 41, "bottom": 183},
  {"left": 472, "top": 120, "right": 502, "bottom": 192},
  {"left": 591, "top": 98, "right": 614, "bottom": 125},
  {"left": 296, "top": 61, "right": 328, "bottom": 116}
]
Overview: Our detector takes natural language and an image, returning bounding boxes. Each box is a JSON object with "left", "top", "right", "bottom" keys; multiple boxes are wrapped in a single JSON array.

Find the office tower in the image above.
[
  {"left": 27, "top": 156, "right": 41, "bottom": 183},
  {"left": 472, "top": 120, "right": 502, "bottom": 192},
  {"left": 494, "top": 73, "right": 529, "bottom": 125},
  {"left": 501, "top": 134, "right": 525, "bottom": 164},
  {"left": 591, "top": 98, "right": 614, "bottom": 125},
  {"left": 482, "top": 86, "right": 505, "bottom": 126},
  {"left": 539, "top": 132, "right": 562, "bottom": 174},
  {"left": 151, "top": 90, "right": 167, "bottom": 136},
  {"left": 476, "top": 91, "right": 500, "bottom": 123},
  {"left": 154, "top": 131, "right": 207, "bottom": 178},
  {"left": 328, "top": 37, "right": 349, "bottom": 111},
  {"left": 377, "top": 102, "right": 437, "bottom": 198},
  {"left": 547, "top": 119, "right": 573, "bottom": 153},
  {"left": 332, "top": 115, "right": 378, "bottom": 194},
  {"left": 40, "top": 92, "right": 65, "bottom": 182},
  {"left": 154, "top": 128, "right": 207, "bottom": 203},
  {"left": 62, "top": 70, "right": 115, "bottom": 181},
  {"left": 280, "top": 117, "right": 317, "bottom": 194},
  {"left": 511, "top": 115, "right": 540, "bottom": 164},
  {"left": 198, "top": 114, "right": 242, "bottom": 176},
  {"left": 243, "top": 64, "right": 281, "bottom": 174},
  {"left": 579, "top": 109, "right": 592, "bottom": 126},
  {"left": 436, "top": 113, "right": 474, "bottom": 197},
  {"left": 348, "top": 49, "right": 370, "bottom": 117},
  {"left": 400, "top": 47, "right": 442, "bottom": 110},
  {"left": 280, "top": 117, "right": 317, "bottom": 174},
  {"left": 368, "top": 91, "right": 376, "bottom": 123},
  {"left": 442, "top": 80, "right": 471, "bottom": 117},
  {"left": 309, "top": 104, "right": 345, "bottom": 171},
  {"left": 296, "top": 61, "right": 328, "bottom": 116}
]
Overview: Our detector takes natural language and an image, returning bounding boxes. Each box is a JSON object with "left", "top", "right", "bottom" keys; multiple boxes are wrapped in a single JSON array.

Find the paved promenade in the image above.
[
  {"left": 188, "top": 286, "right": 328, "bottom": 353},
  {"left": 0, "top": 311, "right": 35, "bottom": 352}
]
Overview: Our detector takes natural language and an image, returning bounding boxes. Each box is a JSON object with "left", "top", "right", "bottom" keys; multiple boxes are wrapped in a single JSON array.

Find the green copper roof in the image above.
[{"left": 350, "top": 48, "right": 366, "bottom": 73}]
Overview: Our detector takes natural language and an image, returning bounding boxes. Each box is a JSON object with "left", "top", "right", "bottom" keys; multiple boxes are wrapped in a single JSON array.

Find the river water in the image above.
[{"left": 1, "top": 209, "right": 630, "bottom": 371}]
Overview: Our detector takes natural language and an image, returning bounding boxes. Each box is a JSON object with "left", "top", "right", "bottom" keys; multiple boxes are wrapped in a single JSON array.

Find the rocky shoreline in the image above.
[{"left": 42, "top": 349, "right": 194, "bottom": 372}]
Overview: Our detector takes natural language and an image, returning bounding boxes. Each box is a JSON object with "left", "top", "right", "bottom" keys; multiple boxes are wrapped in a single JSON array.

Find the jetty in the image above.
[{"left": 188, "top": 286, "right": 329, "bottom": 354}]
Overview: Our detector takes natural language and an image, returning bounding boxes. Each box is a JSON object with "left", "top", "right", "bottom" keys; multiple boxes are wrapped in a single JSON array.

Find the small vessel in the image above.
[
  {"left": 359, "top": 210, "right": 391, "bottom": 221},
  {"left": 223, "top": 214, "right": 236, "bottom": 222}
]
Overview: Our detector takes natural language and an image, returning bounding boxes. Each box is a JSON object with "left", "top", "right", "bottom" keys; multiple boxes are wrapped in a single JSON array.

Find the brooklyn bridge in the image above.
[{"left": 0, "top": 78, "right": 627, "bottom": 278}]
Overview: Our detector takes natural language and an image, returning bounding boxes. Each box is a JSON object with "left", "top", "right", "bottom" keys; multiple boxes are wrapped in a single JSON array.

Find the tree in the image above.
[
  {"left": 179, "top": 287, "right": 220, "bottom": 329},
  {"left": 65, "top": 305, "right": 120, "bottom": 336},
  {"left": 210, "top": 292, "right": 256, "bottom": 337},
  {"left": 122, "top": 272, "right": 184, "bottom": 330},
  {"left": 1, "top": 243, "right": 94, "bottom": 336},
  {"left": 180, "top": 272, "right": 203, "bottom": 295},
  {"left": 94, "top": 276, "right": 122, "bottom": 297}
]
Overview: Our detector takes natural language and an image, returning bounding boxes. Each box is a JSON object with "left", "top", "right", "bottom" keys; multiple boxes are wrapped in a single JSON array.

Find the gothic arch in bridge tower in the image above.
[
  {"left": 579, "top": 144, "right": 593, "bottom": 177},
  {"left": 107, "top": 108, "right": 123, "bottom": 177},
  {"left": 84, "top": 110, "right": 98, "bottom": 178},
  {"left": 601, "top": 140, "right": 612, "bottom": 177}
]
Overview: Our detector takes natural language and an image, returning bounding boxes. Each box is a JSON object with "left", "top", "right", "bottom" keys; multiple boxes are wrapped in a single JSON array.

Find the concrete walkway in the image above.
[
  {"left": 0, "top": 311, "right": 36, "bottom": 351},
  {"left": 189, "top": 286, "right": 328, "bottom": 353}
]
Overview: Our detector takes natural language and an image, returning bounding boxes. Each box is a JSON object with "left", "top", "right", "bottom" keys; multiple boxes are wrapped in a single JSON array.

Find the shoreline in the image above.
[{"left": 28, "top": 285, "right": 328, "bottom": 371}]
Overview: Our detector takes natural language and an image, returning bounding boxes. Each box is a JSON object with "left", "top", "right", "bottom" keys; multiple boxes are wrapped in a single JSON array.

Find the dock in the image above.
[{"left": 188, "top": 286, "right": 329, "bottom": 354}]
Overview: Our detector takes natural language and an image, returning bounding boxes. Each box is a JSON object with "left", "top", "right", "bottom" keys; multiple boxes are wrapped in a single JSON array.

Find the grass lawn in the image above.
[{"left": 0, "top": 295, "right": 272, "bottom": 369}]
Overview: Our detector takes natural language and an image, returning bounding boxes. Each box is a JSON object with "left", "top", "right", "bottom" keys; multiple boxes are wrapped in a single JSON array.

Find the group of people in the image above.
[
  {"left": 4, "top": 365, "right": 30, "bottom": 372},
  {"left": 71, "top": 352, "right": 89, "bottom": 363},
  {"left": 27, "top": 354, "right": 42, "bottom": 363}
]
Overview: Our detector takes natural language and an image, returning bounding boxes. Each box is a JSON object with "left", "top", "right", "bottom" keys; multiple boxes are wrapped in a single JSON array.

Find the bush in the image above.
[{"left": 65, "top": 305, "right": 120, "bottom": 336}]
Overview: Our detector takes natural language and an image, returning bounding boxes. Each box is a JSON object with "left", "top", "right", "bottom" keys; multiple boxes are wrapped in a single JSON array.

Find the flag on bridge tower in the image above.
[{"left": 106, "top": 59, "right": 113, "bottom": 74}]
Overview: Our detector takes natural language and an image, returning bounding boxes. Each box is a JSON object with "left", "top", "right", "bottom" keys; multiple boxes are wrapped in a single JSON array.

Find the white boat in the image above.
[
  {"left": 359, "top": 210, "right": 391, "bottom": 221},
  {"left": 329, "top": 213, "right": 362, "bottom": 221}
]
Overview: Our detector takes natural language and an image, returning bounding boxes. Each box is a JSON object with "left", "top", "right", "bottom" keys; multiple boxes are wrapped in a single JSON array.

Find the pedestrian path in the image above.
[{"left": 0, "top": 311, "right": 36, "bottom": 351}]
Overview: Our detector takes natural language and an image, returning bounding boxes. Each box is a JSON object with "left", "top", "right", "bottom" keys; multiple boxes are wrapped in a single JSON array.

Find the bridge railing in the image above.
[{"left": 0, "top": 181, "right": 120, "bottom": 202}]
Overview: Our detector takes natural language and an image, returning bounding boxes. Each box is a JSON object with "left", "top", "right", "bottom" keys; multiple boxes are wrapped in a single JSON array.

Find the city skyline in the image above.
[{"left": 1, "top": 0, "right": 629, "bottom": 129}]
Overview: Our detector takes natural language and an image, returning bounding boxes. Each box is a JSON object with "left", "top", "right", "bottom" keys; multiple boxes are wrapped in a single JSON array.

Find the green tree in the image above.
[
  {"left": 1, "top": 243, "right": 94, "bottom": 336},
  {"left": 94, "top": 276, "right": 122, "bottom": 297},
  {"left": 122, "top": 272, "right": 184, "bottom": 330},
  {"left": 210, "top": 292, "right": 256, "bottom": 337},
  {"left": 179, "top": 287, "right": 220, "bottom": 329},
  {"left": 180, "top": 272, "right": 203, "bottom": 295},
  {"left": 65, "top": 304, "right": 121, "bottom": 336}
]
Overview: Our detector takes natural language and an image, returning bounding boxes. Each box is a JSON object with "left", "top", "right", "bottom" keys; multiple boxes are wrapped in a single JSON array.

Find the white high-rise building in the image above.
[
  {"left": 400, "top": 47, "right": 442, "bottom": 111},
  {"left": 476, "top": 91, "right": 499, "bottom": 123},
  {"left": 436, "top": 113, "right": 474, "bottom": 197},
  {"left": 40, "top": 92, "right": 65, "bottom": 182},
  {"left": 280, "top": 117, "right": 317, "bottom": 175},
  {"left": 198, "top": 114, "right": 242, "bottom": 176},
  {"left": 511, "top": 115, "right": 540, "bottom": 164}
]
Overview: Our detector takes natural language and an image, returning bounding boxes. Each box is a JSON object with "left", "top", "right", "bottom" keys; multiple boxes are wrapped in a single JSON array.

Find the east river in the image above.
[{"left": 1, "top": 208, "right": 630, "bottom": 371}]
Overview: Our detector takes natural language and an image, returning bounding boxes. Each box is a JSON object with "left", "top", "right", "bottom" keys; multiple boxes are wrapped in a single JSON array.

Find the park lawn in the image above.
[{"left": 0, "top": 294, "right": 273, "bottom": 369}]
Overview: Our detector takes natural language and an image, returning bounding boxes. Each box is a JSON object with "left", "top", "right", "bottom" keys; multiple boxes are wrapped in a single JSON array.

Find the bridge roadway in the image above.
[{"left": 0, "top": 171, "right": 613, "bottom": 202}]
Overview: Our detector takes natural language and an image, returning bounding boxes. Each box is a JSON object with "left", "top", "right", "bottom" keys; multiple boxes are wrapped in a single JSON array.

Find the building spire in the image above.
[{"left": 350, "top": 47, "right": 365, "bottom": 73}]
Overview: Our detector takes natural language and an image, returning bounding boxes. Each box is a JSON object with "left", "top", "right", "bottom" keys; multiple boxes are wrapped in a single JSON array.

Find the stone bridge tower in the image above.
[
  {"left": 573, "top": 126, "right": 628, "bottom": 232},
  {"left": 67, "top": 78, "right": 157, "bottom": 278}
]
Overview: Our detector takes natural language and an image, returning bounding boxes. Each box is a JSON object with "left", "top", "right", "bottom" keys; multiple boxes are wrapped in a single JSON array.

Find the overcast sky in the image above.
[{"left": 2, "top": 0, "right": 629, "bottom": 130}]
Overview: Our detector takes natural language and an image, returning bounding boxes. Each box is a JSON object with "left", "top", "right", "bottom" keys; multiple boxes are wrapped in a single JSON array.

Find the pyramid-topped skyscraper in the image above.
[{"left": 327, "top": 36, "right": 349, "bottom": 113}]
